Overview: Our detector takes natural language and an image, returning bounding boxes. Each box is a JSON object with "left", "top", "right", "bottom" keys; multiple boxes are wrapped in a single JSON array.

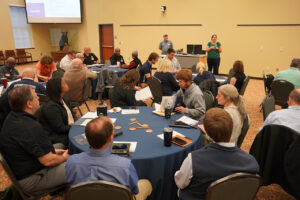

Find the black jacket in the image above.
[
  {"left": 154, "top": 72, "right": 179, "bottom": 96},
  {"left": 110, "top": 53, "right": 125, "bottom": 65},
  {"left": 110, "top": 82, "right": 146, "bottom": 108},
  {"left": 250, "top": 125, "right": 300, "bottom": 199},
  {"left": 38, "top": 99, "right": 72, "bottom": 146}
]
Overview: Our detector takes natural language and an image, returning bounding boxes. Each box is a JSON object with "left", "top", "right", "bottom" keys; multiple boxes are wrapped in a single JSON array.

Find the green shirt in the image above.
[
  {"left": 274, "top": 67, "right": 300, "bottom": 89},
  {"left": 207, "top": 42, "right": 221, "bottom": 59}
]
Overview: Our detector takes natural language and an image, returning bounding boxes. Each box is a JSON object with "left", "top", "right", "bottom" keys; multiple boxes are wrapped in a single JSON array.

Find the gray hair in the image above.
[
  {"left": 132, "top": 50, "right": 138, "bottom": 58},
  {"left": 290, "top": 58, "right": 300, "bottom": 68},
  {"left": 218, "top": 84, "right": 247, "bottom": 121}
]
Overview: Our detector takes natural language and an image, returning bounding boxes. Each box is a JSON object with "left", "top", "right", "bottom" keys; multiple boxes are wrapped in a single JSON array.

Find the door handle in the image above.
[{"left": 102, "top": 45, "right": 113, "bottom": 48}]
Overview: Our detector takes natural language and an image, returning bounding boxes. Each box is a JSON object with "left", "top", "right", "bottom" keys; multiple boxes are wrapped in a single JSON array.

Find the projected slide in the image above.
[{"left": 25, "top": 0, "right": 81, "bottom": 23}]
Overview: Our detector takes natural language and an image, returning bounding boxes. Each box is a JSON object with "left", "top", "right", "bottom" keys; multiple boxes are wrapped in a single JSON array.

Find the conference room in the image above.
[{"left": 0, "top": 0, "right": 300, "bottom": 200}]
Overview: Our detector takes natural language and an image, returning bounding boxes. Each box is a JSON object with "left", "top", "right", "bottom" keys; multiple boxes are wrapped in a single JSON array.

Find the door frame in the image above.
[{"left": 98, "top": 24, "right": 114, "bottom": 63}]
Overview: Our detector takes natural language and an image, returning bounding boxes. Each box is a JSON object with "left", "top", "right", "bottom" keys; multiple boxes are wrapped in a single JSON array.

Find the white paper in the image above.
[
  {"left": 113, "top": 141, "right": 137, "bottom": 153},
  {"left": 216, "top": 78, "right": 226, "bottom": 83},
  {"left": 177, "top": 116, "right": 199, "bottom": 126},
  {"left": 80, "top": 119, "right": 92, "bottom": 126},
  {"left": 157, "top": 130, "right": 186, "bottom": 140},
  {"left": 121, "top": 109, "right": 140, "bottom": 115},
  {"left": 81, "top": 112, "right": 97, "bottom": 119},
  {"left": 154, "top": 103, "right": 161, "bottom": 111},
  {"left": 0, "top": 86, "right": 3, "bottom": 95},
  {"left": 110, "top": 118, "right": 116, "bottom": 124},
  {"left": 7, "top": 79, "right": 21, "bottom": 88},
  {"left": 135, "top": 86, "right": 153, "bottom": 101}
]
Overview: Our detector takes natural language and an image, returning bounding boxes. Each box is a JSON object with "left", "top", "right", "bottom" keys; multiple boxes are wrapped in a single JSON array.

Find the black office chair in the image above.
[
  {"left": 239, "top": 76, "right": 250, "bottom": 96},
  {"left": 136, "top": 64, "right": 142, "bottom": 73},
  {"left": 202, "top": 91, "right": 214, "bottom": 111},
  {"left": 147, "top": 76, "right": 163, "bottom": 104},
  {"left": 0, "top": 153, "right": 65, "bottom": 200},
  {"left": 64, "top": 180, "right": 135, "bottom": 200},
  {"left": 270, "top": 80, "right": 294, "bottom": 108},
  {"left": 205, "top": 173, "right": 261, "bottom": 200},
  {"left": 237, "top": 115, "right": 250, "bottom": 148},
  {"left": 262, "top": 95, "right": 275, "bottom": 120},
  {"left": 191, "top": 64, "right": 197, "bottom": 73}
]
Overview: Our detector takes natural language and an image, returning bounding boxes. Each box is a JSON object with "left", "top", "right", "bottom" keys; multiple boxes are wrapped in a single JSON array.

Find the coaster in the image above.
[
  {"left": 129, "top": 127, "right": 136, "bottom": 131},
  {"left": 130, "top": 118, "right": 136, "bottom": 121},
  {"left": 146, "top": 129, "right": 153, "bottom": 133},
  {"left": 115, "top": 126, "right": 122, "bottom": 130}
]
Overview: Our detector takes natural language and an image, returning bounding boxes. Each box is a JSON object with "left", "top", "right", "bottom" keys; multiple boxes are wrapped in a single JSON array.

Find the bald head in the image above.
[
  {"left": 132, "top": 50, "right": 138, "bottom": 58},
  {"left": 72, "top": 58, "right": 83, "bottom": 69},
  {"left": 289, "top": 89, "right": 300, "bottom": 106},
  {"left": 6, "top": 57, "right": 16, "bottom": 68},
  {"left": 76, "top": 53, "right": 85, "bottom": 61},
  {"left": 115, "top": 48, "right": 120, "bottom": 55},
  {"left": 22, "top": 68, "right": 35, "bottom": 79},
  {"left": 85, "top": 116, "right": 114, "bottom": 149}
]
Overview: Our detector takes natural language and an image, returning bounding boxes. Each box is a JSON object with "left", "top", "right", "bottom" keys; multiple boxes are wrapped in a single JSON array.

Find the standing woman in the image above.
[{"left": 206, "top": 34, "right": 222, "bottom": 75}]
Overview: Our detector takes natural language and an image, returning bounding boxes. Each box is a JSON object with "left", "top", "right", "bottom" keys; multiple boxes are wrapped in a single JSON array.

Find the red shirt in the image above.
[{"left": 37, "top": 61, "right": 56, "bottom": 81}]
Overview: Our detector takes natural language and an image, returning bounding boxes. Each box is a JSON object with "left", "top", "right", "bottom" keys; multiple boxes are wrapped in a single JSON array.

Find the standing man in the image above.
[
  {"left": 110, "top": 48, "right": 125, "bottom": 66},
  {"left": 0, "top": 57, "right": 20, "bottom": 81},
  {"left": 161, "top": 48, "right": 181, "bottom": 74},
  {"left": 159, "top": 34, "right": 173, "bottom": 55},
  {"left": 83, "top": 46, "right": 99, "bottom": 65}
]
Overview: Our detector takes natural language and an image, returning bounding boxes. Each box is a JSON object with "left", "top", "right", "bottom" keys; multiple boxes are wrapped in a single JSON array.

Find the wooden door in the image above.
[{"left": 99, "top": 24, "right": 114, "bottom": 63}]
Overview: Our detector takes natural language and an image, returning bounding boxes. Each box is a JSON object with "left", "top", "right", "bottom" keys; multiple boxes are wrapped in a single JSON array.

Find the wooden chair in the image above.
[
  {"left": 0, "top": 152, "right": 66, "bottom": 200},
  {"left": 5, "top": 50, "right": 19, "bottom": 63},
  {"left": 270, "top": 80, "right": 294, "bottom": 108},
  {"left": 65, "top": 180, "right": 135, "bottom": 200},
  {"left": 205, "top": 173, "right": 261, "bottom": 200},
  {"left": 16, "top": 49, "right": 32, "bottom": 64},
  {"left": 0, "top": 51, "right": 5, "bottom": 65}
]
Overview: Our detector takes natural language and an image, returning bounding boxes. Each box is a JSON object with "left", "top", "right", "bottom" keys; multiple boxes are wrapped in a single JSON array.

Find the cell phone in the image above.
[
  {"left": 173, "top": 137, "right": 187, "bottom": 145},
  {"left": 114, "top": 131, "right": 123, "bottom": 138}
]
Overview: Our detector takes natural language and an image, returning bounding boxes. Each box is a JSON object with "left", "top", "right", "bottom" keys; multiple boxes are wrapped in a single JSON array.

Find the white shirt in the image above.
[
  {"left": 174, "top": 142, "right": 236, "bottom": 189},
  {"left": 60, "top": 55, "right": 72, "bottom": 71}
]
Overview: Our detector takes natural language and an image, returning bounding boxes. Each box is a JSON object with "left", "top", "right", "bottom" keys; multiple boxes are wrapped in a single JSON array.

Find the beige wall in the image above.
[{"left": 1, "top": 0, "right": 300, "bottom": 77}]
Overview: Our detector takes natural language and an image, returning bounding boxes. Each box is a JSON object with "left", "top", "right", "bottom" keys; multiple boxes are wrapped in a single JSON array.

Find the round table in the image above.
[{"left": 69, "top": 107, "right": 202, "bottom": 200}]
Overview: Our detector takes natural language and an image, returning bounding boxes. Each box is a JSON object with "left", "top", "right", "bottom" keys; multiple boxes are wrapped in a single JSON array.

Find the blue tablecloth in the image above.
[
  {"left": 69, "top": 107, "right": 202, "bottom": 200},
  {"left": 91, "top": 65, "right": 128, "bottom": 100}
]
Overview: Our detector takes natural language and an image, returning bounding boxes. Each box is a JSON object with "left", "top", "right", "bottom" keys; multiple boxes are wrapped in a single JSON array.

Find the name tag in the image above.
[{"left": 91, "top": 56, "right": 94, "bottom": 60}]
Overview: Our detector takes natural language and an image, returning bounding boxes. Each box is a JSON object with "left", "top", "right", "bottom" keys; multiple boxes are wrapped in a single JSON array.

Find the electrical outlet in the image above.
[{"left": 260, "top": 46, "right": 264, "bottom": 51}]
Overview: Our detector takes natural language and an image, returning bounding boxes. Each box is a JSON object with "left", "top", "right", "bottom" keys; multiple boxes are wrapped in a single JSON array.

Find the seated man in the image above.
[
  {"left": 120, "top": 50, "right": 142, "bottom": 69},
  {"left": 66, "top": 116, "right": 152, "bottom": 200},
  {"left": 175, "top": 108, "right": 259, "bottom": 200},
  {"left": 0, "top": 57, "right": 20, "bottom": 81},
  {"left": 0, "top": 68, "right": 46, "bottom": 130},
  {"left": 63, "top": 58, "right": 97, "bottom": 102},
  {"left": 261, "top": 89, "right": 300, "bottom": 133},
  {"left": 275, "top": 58, "right": 300, "bottom": 89},
  {"left": 76, "top": 52, "right": 85, "bottom": 63},
  {"left": 161, "top": 48, "right": 181, "bottom": 74},
  {"left": 60, "top": 50, "right": 75, "bottom": 71},
  {"left": 0, "top": 86, "right": 68, "bottom": 193},
  {"left": 110, "top": 47, "right": 125, "bottom": 66},
  {"left": 83, "top": 46, "right": 99, "bottom": 65},
  {"left": 175, "top": 69, "right": 206, "bottom": 121},
  {"left": 139, "top": 52, "right": 159, "bottom": 83}
]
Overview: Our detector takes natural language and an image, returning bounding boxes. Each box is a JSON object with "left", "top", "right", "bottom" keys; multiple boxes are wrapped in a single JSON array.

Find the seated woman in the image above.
[
  {"left": 193, "top": 62, "right": 216, "bottom": 85},
  {"left": 36, "top": 56, "right": 56, "bottom": 82},
  {"left": 110, "top": 69, "right": 148, "bottom": 107},
  {"left": 217, "top": 84, "right": 247, "bottom": 143},
  {"left": 230, "top": 60, "right": 246, "bottom": 92},
  {"left": 175, "top": 69, "right": 206, "bottom": 121},
  {"left": 120, "top": 51, "right": 142, "bottom": 69},
  {"left": 38, "top": 78, "right": 74, "bottom": 147},
  {"left": 175, "top": 108, "right": 259, "bottom": 200},
  {"left": 154, "top": 59, "right": 179, "bottom": 96}
]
